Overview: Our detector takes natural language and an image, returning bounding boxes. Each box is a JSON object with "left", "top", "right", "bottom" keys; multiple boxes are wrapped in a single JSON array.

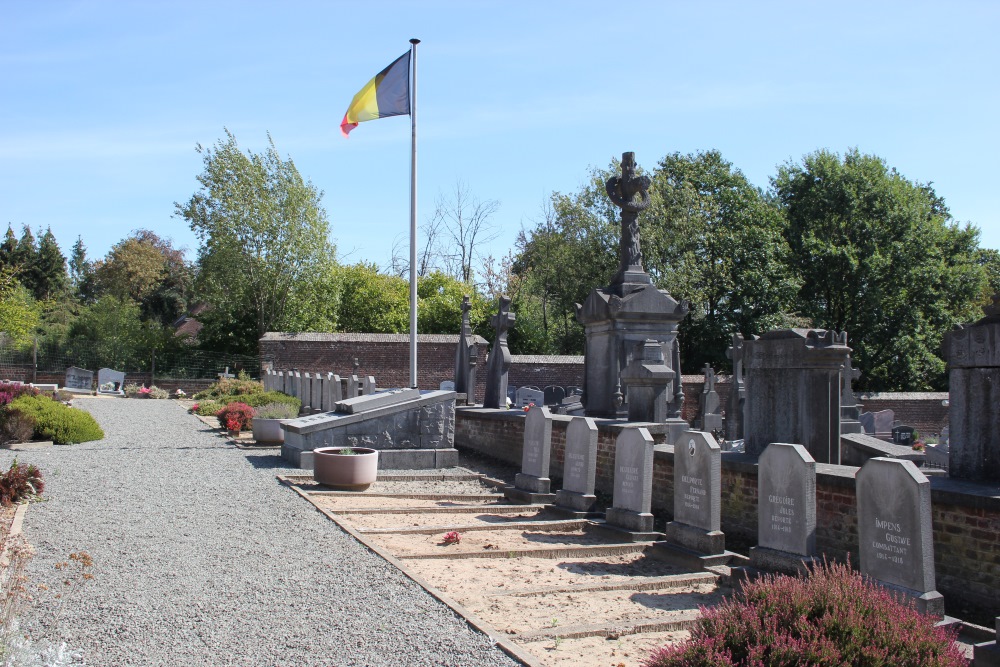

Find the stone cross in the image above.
[
  {"left": 726, "top": 333, "right": 746, "bottom": 440},
  {"left": 606, "top": 152, "right": 651, "bottom": 287},
  {"left": 483, "top": 296, "right": 515, "bottom": 409},
  {"left": 841, "top": 355, "right": 862, "bottom": 420},
  {"left": 699, "top": 364, "right": 722, "bottom": 433},
  {"left": 454, "top": 295, "right": 474, "bottom": 397}
]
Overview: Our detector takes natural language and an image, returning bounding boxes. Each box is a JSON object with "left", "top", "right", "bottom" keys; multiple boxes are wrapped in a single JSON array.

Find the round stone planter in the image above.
[
  {"left": 313, "top": 447, "right": 379, "bottom": 490},
  {"left": 251, "top": 418, "right": 288, "bottom": 444}
]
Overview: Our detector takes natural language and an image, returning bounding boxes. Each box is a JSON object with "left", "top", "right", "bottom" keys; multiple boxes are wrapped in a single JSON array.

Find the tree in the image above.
[
  {"left": 335, "top": 263, "right": 409, "bottom": 333},
  {"left": 0, "top": 226, "right": 17, "bottom": 270},
  {"left": 417, "top": 271, "right": 490, "bottom": 335},
  {"left": 773, "top": 148, "right": 986, "bottom": 390},
  {"left": 430, "top": 181, "right": 500, "bottom": 284},
  {"left": 0, "top": 268, "right": 40, "bottom": 347},
  {"left": 32, "top": 227, "right": 68, "bottom": 301},
  {"left": 175, "top": 130, "right": 336, "bottom": 353},
  {"left": 95, "top": 230, "right": 192, "bottom": 325},
  {"left": 65, "top": 296, "right": 148, "bottom": 370}
]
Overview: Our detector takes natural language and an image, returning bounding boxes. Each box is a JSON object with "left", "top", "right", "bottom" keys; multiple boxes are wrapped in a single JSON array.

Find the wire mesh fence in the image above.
[{"left": 0, "top": 339, "right": 262, "bottom": 383}]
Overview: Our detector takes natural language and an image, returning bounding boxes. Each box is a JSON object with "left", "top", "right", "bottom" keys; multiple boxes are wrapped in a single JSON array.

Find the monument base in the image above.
[
  {"left": 873, "top": 580, "right": 945, "bottom": 617},
  {"left": 749, "top": 546, "right": 820, "bottom": 577},
  {"left": 504, "top": 474, "right": 555, "bottom": 505},
  {"left": 652, "top": 541, "right": 740, "bottom": 571},
  {"left": 284, "top": 444, "right": 460, "bottom": 471},
  {"left": 551, "top": 489, "right": 598, "bottom": 517},
  {"left": 591, "top": 508, "right": 662, "bottom": 541},
  {"left": 975, "top": 642, "right": 1000, "bottom": 667},
  {"left": 663, "top": 418, "right": 691, "bottom": 446},
  {"left": 664, "top": 521, "right": 725, "bottom": 556}
]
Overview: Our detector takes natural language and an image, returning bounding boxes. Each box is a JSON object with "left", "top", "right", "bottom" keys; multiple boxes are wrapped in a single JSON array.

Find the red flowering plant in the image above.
[
  {"left": 190, "top": 403, "right": 200, "bottom": 413},
  {"left": 216, "top": 402, "right": 254, "bottom": 431},
  {"left": 441, "top": 531, "right": 461, "bottom": 545},
  {"left": 522, "top": 403, "right": 535, "bottom": 412}
]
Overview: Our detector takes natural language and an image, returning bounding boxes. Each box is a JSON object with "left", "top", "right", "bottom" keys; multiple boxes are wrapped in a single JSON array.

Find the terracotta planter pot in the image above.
[
  {"left": 251, "top": 418, "right": 287, "bottom": 444},
  {"left": 313, "top": 447, "right": 379, "bottom": 490}
]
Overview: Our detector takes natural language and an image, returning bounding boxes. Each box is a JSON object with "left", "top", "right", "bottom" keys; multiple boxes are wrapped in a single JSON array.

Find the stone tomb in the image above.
[
  {"left": 96, "top": 368, "right": 126, "bottom": 395},
  {"left": 749, "top": 443, "right": 818, "bottom": 575},
  {"left": 281, "top": 388, "right": 458, "bottom": 470},
  {"left": 505, "top": 406, "right": 556, "bottom": 504},
  {"left": 657, "top": 431, "right": 732, "bottom": 568},
  {"left": 855, "top": 457, "right": 944, "bottom": 616},
  {"left": 599, "top": 428, "right": 662, "bottom": 541},
  {"left": 552, "top": 417, "right": 599, "bottom": 516},
  {"left": 64, "top": 366, "right": 94, "bottom": 393}
]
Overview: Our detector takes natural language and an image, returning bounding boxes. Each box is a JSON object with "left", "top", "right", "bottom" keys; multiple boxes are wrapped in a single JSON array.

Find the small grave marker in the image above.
[
  {"left": 64, "top": 366, "right": 94, "bottom": 392},
  {"left": 96, "top": 368, "right": 126, "bottom": 395},
  {"left": 750, "top": 443, "right": 818, "bottom": 574},
  {"left": 601, "top": 428, "right": 660, "bottom": 540},
  {"left": 553, "top": 417, "right": 598, "bottom": 515},
  {"left": 504, "top": 405, "right": 555, "bottom": 504}
]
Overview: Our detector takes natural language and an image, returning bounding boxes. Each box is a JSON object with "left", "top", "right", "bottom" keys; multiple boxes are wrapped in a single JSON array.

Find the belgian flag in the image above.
[{"left": 340, "top": 51, "right": 411, "bottom": 137}]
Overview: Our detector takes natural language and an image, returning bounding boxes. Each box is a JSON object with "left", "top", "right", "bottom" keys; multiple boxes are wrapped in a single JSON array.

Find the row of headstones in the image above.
[
  {"left": 65, "top": 366, "right": 126, "bottom": 394},
  {"left": 263, "top": 369, "right": 377, "bottom": 414},
  {"left": 510, "top": 406, "right": 944, "bottom": 616},
  {"left": 508, "top": 385, "right": 582, "bottom": 408}
]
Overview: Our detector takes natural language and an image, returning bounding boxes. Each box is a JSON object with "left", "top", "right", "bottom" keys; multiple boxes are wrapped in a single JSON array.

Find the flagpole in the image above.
[{"left": 409, "top": 38, "right": 420, "bottom": 389}]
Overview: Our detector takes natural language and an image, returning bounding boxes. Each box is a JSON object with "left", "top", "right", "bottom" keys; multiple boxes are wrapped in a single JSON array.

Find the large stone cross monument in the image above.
[
  {"left": 483, "top": 296, "right": 515, "bottom": 409},
  {"left": 575, "top": 152, "right": 688, "bottom": 437}
]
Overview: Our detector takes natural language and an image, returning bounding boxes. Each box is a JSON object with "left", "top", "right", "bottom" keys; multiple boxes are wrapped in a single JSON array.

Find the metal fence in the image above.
[{"left": 0, "top": 339, "right": 262, "bottom": 383}]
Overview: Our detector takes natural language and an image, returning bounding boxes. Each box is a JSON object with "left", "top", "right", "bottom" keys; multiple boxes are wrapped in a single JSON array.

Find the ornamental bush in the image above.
[
  {"left": 252, "top": 402, "right": 299, "bottom": 420},
  {"left": 0, "top": 410, "right": 35, "bottom": 445},
  {"left": 6, "top": 395, "right": 104, "bottom": 445},
  {"left": 216, "top": 402, "right": 255, "bottom": 431},
  {"left": 146, "top": 385, "right": 169, "bottom": 399},
  {"left": 0, "top": 460, "right": 44, "bottom": 506},
  {"left": 643, "top": 560, "right": 966, "bottom": 667},
  {"left": 0, "top": 382, "right": 39, "bottom": 407},
  {"left": 193, "top": 372, "right": 264, "bottom": 401}
]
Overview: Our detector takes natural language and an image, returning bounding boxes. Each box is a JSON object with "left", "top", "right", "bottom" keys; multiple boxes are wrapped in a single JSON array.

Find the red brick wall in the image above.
[{"left": 455, "top": 408, "right": 999, "bottom": 620}]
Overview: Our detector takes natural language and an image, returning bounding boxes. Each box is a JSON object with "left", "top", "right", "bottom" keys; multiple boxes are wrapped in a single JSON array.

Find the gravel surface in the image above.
[{"left": 2, "top": 398, "right": 522, "bottom": 667}]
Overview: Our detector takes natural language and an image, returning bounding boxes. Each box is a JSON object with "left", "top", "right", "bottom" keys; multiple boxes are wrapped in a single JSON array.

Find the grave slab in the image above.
[
  {"left": 96, "top": 368, "right": 126, "bottom": 395},
  {"left": 855, "top": 457, "right": 944, "bottom": 616},
  {"left": 552, "top": 417, "right": 599, "bottom": 517},
  {"left": 505, "top": 406, "right": 556, "bottom": 504},
  {"left": 596, "top": 428, "right": 662, "bottom": 541},
  {"left": 64, "top": 366, "right": 94, "bottom": 393}
]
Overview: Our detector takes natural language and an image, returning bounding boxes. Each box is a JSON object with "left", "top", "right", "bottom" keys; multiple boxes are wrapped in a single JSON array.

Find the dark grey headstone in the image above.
[
  {"left": 672, "top": 431, "right": 721, "bottom": 532},
  {"left": 892, "top": 425, "right": 916, "bottom": 446},
  {"left": 560, "top": 417, "right": 597, "bottom": 495},
  {"left": 483, "top": 296, "right": 515, "bottom": 409},
  {"left": 65, "top": 366, "right": 94, "bottom": 391},
  {"left": 757, "top": 443, "right": 816, "bottom": 556},
  {"left": 543, "top": 385, "right": 566, "bottom": 406},
  {"left": 872, "top": 409, "right": 894, "bottom": 435},
  {"left": 856, "top": 457, "right": 943, "bottom": 615}
]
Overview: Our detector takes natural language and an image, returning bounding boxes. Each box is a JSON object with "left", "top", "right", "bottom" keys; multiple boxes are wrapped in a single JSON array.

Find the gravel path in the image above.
[{"left": 1, "top": 398, "right": 521, "bottom": 667}]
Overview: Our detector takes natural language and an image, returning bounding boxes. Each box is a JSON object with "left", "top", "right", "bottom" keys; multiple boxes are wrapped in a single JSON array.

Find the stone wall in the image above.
[{"left": 455, "top": 408, "right": 1000, "bottom": 621}]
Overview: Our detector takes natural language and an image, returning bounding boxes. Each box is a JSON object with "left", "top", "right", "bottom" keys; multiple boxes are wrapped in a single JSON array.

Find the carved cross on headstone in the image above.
[
  {"left": 455, "top": 295, "right": 475, "bottom": 396},
  {"left": 726, "top": 333, "right": 746, "bottom": 440},
  {"left": 701, "top": 363, "right": 717, "bottom": 392},
  {"left": 606, "top": 152, "right": 651, "bottom": 287},
  {"left": 483, "top": 296, "right": 516, "bottom": 409}
]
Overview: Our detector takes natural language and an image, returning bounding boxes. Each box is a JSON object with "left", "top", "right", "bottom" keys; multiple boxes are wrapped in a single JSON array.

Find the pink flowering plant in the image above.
[
  {"left": 441, "top": 531, "right": 461, "bottom": 545},
  {"left": 643, "top": 559, "right": 966, "bottom": 667},
  {"left": 138, "top": 386, "right": 152, "bottom": 398}
]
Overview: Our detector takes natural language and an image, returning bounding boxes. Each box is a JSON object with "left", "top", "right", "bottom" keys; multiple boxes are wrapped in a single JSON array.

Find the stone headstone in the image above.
[
  {"left": 892, "top": 425, "right": 916, "bottom": 447},
  {"left": 939, "top": 425, "right": 949, "bottom": 449},
  {"left": 324, "top": 373, "right": 341, "bottom": 411},
  {"left": 698, "top": 364, "right": 722, "bottom": 433},
  {"left": 872, "top": 409, "right": 894, "bottom": 435},
  {"left": 483, "top": 296, "right": 515, "bottom": 409},
  {"left": 505, "top": 406, "right": 555, "bottom": 503},
  {"left": 943, "top": 295, "right": 1000, "bottom": 481},
  {"left": 363, "top": 376, "right": 377, "bottom": 395},
  {"left": 301, "top": 373, "right": 313, "bottom": 412},
  {"left": 454, "top": 295, "right": 475, "bottom": 396},
  {"left": 620, "top": 339, "right": 674, "bottom": 423},
  {"left": 290, "top": 371, "right": 301, "bottom": 401},
  {"left": 347, "top": 375, "right": 360, "bottom": 398},
  {"left": 553, "top": 417, "right": 598, "bottom": 515},
  {"left": 64, "top": 366, "right": 94, "bottom": 392},
  {"left": 841, "top": 355, "right": 862, "bottom": 420},
  {"left": 664, "top": 431, "right": 724, "bottom": 557},
  {"left": 859, "top": 412, "right": 875, "bottom": 434},
  {"left": 515, "top": 386, "right": 544, "bottom": 408},
  {"left": 603, "top": 427, "right": 657, "bottom": 537},
  {"left": 855, "top": 457, "right": 943, "bottom": 616},
  {"left": 96, "top": 368, "right": 126, "bottom": 395},
  {"left": 750, "top": 443, "right": 817, "bottom": 574},
  {"left": 440, "top": 380, "right": 456, "bottom": 391},
  {"left": 311, "top": 374, "right": 324, "bottom": 413},
  {"left": 743, "top": 328, "right": 851, "bottom": 464},
  {"left": 543, "top": 385, "right": 565, "bottom": 406}
]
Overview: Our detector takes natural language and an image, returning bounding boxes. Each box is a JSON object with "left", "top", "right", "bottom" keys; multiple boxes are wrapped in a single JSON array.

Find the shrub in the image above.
[
  {"left": 253, "top": 402, "right": 299, "bottom": 420},
  {"left": 0, "top": 382, "right": 39, "bottom": 407},
  {"left": 194, "top": 400, "right": 224, "bottom": 416},
  {"left": 194, "top": 375, "right": 264, "bottom": 401},
  {"left": 216, "top": 402, "right": 254, "bottom": 431},
  {"left": 123, "top": 383, "right": 142, "bottom": 398},
  {"left": 0, "top": 410, "right": 35, "bottom": 445},
  {"left": 146, "top": 385, "right": 169, "bottom": 400},
  {"left": 7, "top": 395, "right": 104, "bottom": 445},
  {"left": 643, "top": 560, "right": 967, "bottom": 667},
  {"left": 0, "top": 460, "right": 44, "bottom": 506}
]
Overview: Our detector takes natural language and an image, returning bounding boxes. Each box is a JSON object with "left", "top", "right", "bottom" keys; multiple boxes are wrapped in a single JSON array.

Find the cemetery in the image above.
[{"left": 3, "top": 155, "right": 999, "bottom": 666}]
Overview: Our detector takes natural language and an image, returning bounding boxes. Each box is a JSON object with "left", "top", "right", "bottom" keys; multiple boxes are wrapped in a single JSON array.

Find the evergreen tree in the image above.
[
  {"left": 33, "top": 227, "right": 68, "bottom": 300},
  {"left": 10, "top": 225, "right": 36, "bottom": 275},
  {"left": 0, "top": 226, "right": 17, "bottom": 270}
]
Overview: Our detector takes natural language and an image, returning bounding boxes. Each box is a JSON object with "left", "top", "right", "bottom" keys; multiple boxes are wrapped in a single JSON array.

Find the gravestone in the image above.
[
  {"left": 659, "top": 431, "right": 730, "bottom": 568},
  {"left": 440, "top": 381, "right": 456, "bottom": 391},
  {"left": 750, "top": 443, "right": 818, "bottom": 575},
  {"left": 483, "top": 296, "right": 515, "bottom": 409},
  {"left": 324, "top": 373, "right": 341, "bottom": 411},
  {"left": 859, "top": 412, "right": 875, "bottom": 434},
  {"left": 698, "top": 364, "right": 722, "bottom": 433},
  {"left": 96, "top": 368, "right": 126, "bottom": 395},
  {"left": 855, "top": 457, "right": 944, "bottom": 616},
  {"left": 619, "top": 339, "right": 674, "bottom": 424},
  {"left": 553, "top": 417, "right": 599, "bottom": 516},
  {"left": 515, "top": 386, "right": 544, "bottom": 408},
  {"left": 726, "top": 333, "right": 746, "bottom": 440},
  {"left": 363, "top": 376, "right": 377, "bottom": 395},
  {"left": 872, "top": 409, "right": 894, "bottom": 435},
  {"left": 504, "top": 406, "right": 555, "bottom": 504},
  {"left": 454, "top": 295, "right": 476, "bottom": 399},
  {"left": 841, "top": 356, "right": 863, "bottom": 434},
  {"left": 543, "top": 385, "right": 565, "bottom": 406},
  {"left": 347, "top": 375, "right": 360, "bottom": 398},
  {"left": 279, "top": 371, "right": 289, "bottom": 395},
  {"left": 301, "top": 373, "right": 313, "bottom": 413},
  {"left": 892, "top": 425, "right": 916, "bottom": 447},
  {"left": 290, "top": 371, "right": 301, "bottom": 401},
  {"left": 64, "top": 366, "right": 94, "bottom": 392},
  {"left": 311, "top": 374, "right": 325, "bottom": 413},
  {"left": 939, "top": 425, "right": 949, "bottom": 450},
  {"left": 743, "top": 329, "right": 851, "bottom": 464},
  {"left": 943, "top": 293, "right": 1000, "bottom": 481},
  {"left": 576, "top": 152, "right": 688, "bottom": 422},
  {"left": 601, "top": 428, "right": 661, "bottom": 541}
]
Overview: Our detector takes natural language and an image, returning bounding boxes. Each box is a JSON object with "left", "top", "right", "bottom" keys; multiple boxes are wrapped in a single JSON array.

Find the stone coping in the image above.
[
  {"left": 261, "top": 332, "right": 488, "bottom": 344},
  {"left": 456, "top": 406, "right": 671, "bottom": 435},
  {"left": 285, "top": 390, "right": 456, "bottom": 435}
]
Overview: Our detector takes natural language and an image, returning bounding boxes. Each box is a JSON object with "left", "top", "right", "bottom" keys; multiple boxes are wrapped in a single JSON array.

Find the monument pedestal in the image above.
[
  {"left": 551, "top": 489, "right": 598, "bottom": 518},
  {"left": 592, "top": 508, "right": 663, "bottom": 542},
  {"left": 504, "top": 473, "right": 555, "bottom": 505},
  {"left": 749, "top": 546, "right": 820, "bottom": 576}
]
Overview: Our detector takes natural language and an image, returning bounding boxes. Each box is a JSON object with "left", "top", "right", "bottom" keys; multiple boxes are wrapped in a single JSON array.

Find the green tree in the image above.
[
  {"left": 69, "top": 235, "right": 98, "bottom": 302},
  {"left": 417, "top": 271, "right": 489, "bottom": 335},
  {"left": 335, "top": 263, "right": 409, "bottom": 333},
  {"left": 32, "top": 227, "right": 68, "bottom": 301},
  {"left": 95, "top": 230, "right": 192, "bottom": 325},
  {"left": 65, "top": 296, "right": 149, "bottom": 369},
  {"left": 175, "top": 130, "right": 336, "bottom": 353},
  {"left": 773, "top": 148, "right": 986, "bottom": 390},
  {"left": 0, "top": 268, "right": 40, "bottom": 347},
  {"left": 0, "top": 226, "right": 17, "bottom": 270}
]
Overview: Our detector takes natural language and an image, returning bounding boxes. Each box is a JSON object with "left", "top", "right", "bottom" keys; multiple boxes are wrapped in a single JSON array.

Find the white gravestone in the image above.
[
  {"left": 855, "top": 457, "right": 944, "bottom": 616},
  {"left": 363, "top": 376, "right": 377, "bottom": 395},
  {"left": 515, "top": 386, "right": 544, "bottom": 408},
  {"left": 348, "top": 375, "right": 360, "bottom": 398},
  {"left": 663, "top": 431, "right": 726, "bottom": 558},
  {"left": 554, "top": 417, "right": 598, "bottom": 514},
  {"left": 603, "top": 428, "right": 657, "bottom": 536},
  {"left": 311, "top": 374, "right": 324, "bottom": 413},
  {"left": 96, "top": 368, "right": 126, "bottom": 395},
  {"left": 750, "top": 443, "right": 818, "bottom": 574}
]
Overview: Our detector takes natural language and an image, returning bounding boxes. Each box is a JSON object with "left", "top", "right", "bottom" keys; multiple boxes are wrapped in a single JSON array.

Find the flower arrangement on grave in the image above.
[
  {"left": 99, "top": 382, "right": 116, "bottom": 393},
  {"left": 441, "top": 531, "right": 461, "bottom": 545},
  {"left": 643, "top": 559, "right": 966, "bottom": 667},
  {"left": 190, "top": 403, "right": 200, "bottom": 414},
  {"left": 174, "top": 389, "right": 187, "bottom": 399},
  {"left": 138, "top": 386, "right": 151, "bottom": 398},
  {"left": 912, "top": 441, "right": 925, "bottom": 451},
  {"left": 225, "top": 416, "right": 242, "bottom": 435},
  {"left": 522, "top": 403, "right": 535, "bottom": 412}
]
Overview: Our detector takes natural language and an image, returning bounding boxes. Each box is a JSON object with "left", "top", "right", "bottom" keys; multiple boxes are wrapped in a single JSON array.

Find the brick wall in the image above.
[{"left": 455, "top": 408, "right": 1000, "bottom": 620}]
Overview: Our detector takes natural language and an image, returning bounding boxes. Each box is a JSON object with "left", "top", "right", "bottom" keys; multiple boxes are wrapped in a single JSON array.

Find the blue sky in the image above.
[{"left": 2, "top": 1, "right": 998, "bottom": 273}]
